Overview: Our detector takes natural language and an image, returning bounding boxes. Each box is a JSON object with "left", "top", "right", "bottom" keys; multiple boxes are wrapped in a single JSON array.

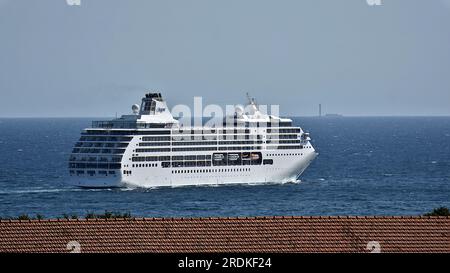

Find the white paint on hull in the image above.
[{"left": 72, "top": 146, "right": 317, "bottom": 188}]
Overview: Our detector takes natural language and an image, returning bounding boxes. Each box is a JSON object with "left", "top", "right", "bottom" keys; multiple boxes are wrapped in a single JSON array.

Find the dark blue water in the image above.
[{"left": 0, "top": 117, "right": 449, "bottom": 218}]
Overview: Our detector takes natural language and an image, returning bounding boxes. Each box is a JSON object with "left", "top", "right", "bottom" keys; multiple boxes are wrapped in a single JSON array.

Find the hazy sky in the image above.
[{"left": 1, "top": 0, "right": 450, "bottom": 117}]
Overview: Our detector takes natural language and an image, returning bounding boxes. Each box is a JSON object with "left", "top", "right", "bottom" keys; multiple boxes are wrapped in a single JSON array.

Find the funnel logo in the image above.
[
  {"left": 66, "top": 0, "right": 81, "bottom": 6},
  {"left": 366, "top": 0, "right": 382, "bottom": 5}
]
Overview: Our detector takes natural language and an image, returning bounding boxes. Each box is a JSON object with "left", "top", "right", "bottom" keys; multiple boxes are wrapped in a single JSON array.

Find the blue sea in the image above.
[{"left": 0, "top": 117, "right": 449, "bottom": 218}]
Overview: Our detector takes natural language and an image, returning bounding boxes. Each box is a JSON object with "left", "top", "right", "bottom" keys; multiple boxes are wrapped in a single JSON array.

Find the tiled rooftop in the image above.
[{"left": 0, "top": 216, "right": 449, "bottom": 253}]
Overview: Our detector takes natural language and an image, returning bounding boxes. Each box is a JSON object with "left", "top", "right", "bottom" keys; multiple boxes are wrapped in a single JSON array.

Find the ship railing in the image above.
[
  {"left": 92, "top": 121, "right": 137, "bottom": 129},
  {"left": 92, "top": 121, "right": 174, "bottom": 129}
]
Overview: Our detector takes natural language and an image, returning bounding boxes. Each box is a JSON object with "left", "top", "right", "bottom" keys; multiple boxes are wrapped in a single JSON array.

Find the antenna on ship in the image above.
[
  {"left": 246, "top": 92, "right": 252, "bottom": 105},
  {"left": 246, "top": 92, "right": 257, "bottom": 107}
]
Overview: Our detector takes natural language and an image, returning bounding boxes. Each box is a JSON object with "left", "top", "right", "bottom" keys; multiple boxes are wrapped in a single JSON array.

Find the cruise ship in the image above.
[{"left": 68, "top": 93, "right": 317, "bottom": 188}]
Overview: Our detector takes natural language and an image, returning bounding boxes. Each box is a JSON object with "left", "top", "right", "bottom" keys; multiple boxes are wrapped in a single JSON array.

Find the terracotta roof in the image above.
[{"left": 0, "top": 216, "right": 448, "bottom": 253}]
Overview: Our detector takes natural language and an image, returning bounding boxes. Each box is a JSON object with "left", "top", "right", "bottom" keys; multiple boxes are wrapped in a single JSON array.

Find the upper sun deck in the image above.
[
  {"left": 91, "top": 117, "right": 294, "bottom": 129},
  {"left": 89, "top": 92, "right": 296, "bottom": 130}
]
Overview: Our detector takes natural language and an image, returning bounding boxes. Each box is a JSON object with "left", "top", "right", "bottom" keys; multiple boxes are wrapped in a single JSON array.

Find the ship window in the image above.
[
  {"left": 263, "top": 159, "right": 274, "bottom": 165},
  {"left": 185, "top": 155, "right": 197, "bottom": 160},
  {"left": 162, "top": 162, "right": 170, "bottom": 168}
]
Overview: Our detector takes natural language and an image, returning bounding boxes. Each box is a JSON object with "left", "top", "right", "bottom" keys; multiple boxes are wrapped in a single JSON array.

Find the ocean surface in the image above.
[{"left": 0, "top": 117, "right": 449, "bottom": 218}]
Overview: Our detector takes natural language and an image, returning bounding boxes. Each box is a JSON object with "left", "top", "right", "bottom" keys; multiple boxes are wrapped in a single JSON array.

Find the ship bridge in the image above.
[{"left": 92, "top": 93, "right": 178, "bottom": 129}]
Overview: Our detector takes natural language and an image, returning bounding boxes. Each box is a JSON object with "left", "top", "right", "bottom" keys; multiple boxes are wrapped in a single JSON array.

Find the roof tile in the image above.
[{"left": 0, "top": 216, "right": 448, "bottom": 253}]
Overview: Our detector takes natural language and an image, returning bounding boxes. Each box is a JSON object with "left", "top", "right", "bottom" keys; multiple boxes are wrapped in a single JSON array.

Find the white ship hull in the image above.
[{"left": 70, "top": 148, "right": 317, "bottom": 188}]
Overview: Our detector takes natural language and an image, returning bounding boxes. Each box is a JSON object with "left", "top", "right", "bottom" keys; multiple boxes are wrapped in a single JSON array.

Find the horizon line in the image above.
[{"left": 1, "top": 115, "right": 450, "bottom": 119}]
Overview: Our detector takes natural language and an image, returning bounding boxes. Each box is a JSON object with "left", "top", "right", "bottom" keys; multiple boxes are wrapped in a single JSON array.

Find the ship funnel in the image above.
[{"left": 140, "top": 92, "right": 164, "bottom": 115}]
